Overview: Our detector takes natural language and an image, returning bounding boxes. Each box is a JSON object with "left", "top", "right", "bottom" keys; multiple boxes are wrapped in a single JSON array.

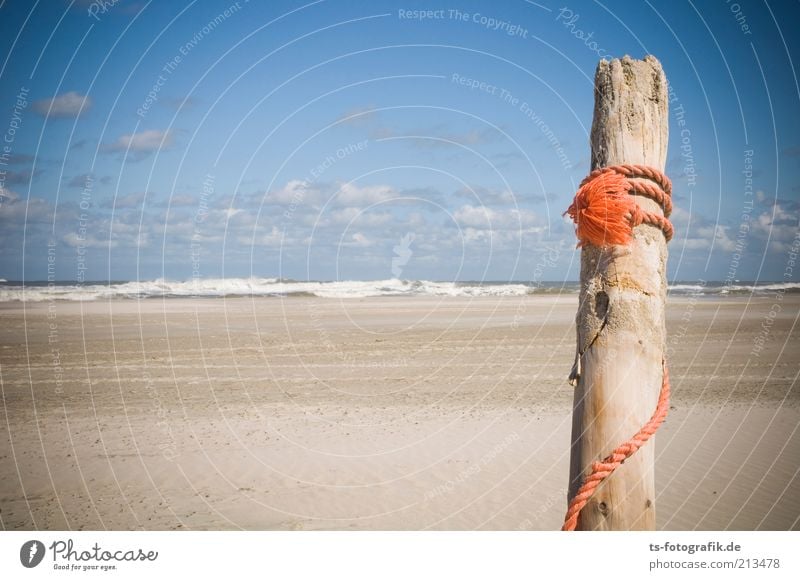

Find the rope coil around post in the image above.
[
  {"left": 565, "top": 164, "right": 673, "bottom": 247},
  {"left": 562, "top": 163, "right": 673, "bottom": 531}
]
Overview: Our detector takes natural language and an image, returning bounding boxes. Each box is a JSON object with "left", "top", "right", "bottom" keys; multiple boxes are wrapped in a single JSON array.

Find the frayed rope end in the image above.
[{"left": 564, "top": 170, "right": 637, "bottom": 247}]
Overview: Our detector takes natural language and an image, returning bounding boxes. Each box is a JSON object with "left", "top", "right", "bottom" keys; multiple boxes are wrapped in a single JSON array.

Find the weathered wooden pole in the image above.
[{"left": 567, "top": 55, "right": 669, "bottom": 530}]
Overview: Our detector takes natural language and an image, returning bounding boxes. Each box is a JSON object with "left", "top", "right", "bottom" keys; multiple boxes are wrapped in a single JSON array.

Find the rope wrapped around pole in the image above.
[{"left": 562, "top": 164, "right": 673, "bottom": 531}]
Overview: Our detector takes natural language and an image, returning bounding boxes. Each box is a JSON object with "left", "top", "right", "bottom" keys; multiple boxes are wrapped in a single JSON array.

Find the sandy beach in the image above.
[{"left": 0, "top": 294, "right": 798, "bottom": 530}]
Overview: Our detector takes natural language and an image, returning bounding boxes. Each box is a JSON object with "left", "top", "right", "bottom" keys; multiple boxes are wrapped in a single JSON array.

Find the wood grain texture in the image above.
[{"left": 567, "top": 55, "right": 669, "bottom": 530}]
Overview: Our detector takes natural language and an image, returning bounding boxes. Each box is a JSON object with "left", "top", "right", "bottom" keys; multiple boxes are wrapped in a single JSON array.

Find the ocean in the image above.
[{"left": 0, "top": 278, "right": 798, "bottom": 301}]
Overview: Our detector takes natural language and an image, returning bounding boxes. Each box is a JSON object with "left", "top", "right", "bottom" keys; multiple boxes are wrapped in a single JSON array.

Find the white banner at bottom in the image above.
[{"left": 1, "top": 531, "right": 797, "bottom": 579}]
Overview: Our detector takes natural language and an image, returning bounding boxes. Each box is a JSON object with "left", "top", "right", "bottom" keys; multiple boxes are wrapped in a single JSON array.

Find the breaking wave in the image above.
[{"left": 0, "top": 278, "right": 797, "bottom": 302}]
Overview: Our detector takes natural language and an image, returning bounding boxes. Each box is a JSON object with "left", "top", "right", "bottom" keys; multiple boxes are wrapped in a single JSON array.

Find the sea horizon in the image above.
[{"left": 1, "top": 277, "right": 798, "bottom": 301}]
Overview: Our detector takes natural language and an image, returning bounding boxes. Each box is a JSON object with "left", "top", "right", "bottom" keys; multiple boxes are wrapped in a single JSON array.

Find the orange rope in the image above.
[
  {"left": 565, "top": 165, "right": 673, "bottom": 247},
  {"left": 562, "top": 164, "right": 672, "bottom": 531},
  {"left": 563, "top": 366, "right": 671, "bottom": 531}
]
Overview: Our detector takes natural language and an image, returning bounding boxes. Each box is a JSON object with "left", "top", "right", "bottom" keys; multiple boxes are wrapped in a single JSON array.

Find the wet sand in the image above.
[{"left": 0, "top": 295, "right": 798, "bottom": 530}]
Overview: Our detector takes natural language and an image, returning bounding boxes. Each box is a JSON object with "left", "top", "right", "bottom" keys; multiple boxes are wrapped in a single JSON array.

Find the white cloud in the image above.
[
  {"left": 0, "top": 188, "right": 55, "bottom": 223},
  {"left": 671, "top": 207, "right": 724, "bottom": 251},
  {"left": 106, "top": 129, "right": 172, "bottom": 153},
  {"left": 679, "top": 226, "right": 733, "bottom": 251},
  {"left": 247, "top": 226, "right": 285, "bottom": 247},
  {"left": 461, "top": 227, "right": 491, "bottom": 244},
  {"left": 335, "top": 182, "right": 395, "bottom": 206},
  {"left": 454, "top": 205, "right": 492, "bottom": 228},
  {"left": 345, "top": 232, "right": 373, "bottom": 247},
  {"left": 101, "top": 191, "right": 146, "bottom": 209},
  {"left": 455, "top": 186, "right": 517, "bottom": 205},
  {"left": 328, "top": 207, "right": 392, "bottom": 227},
  {"left": 168, "top": 194, "right": 196, "bottom": 207},
  {"left": 454, "top": 205, "right": 539, "bottom": 229},
  {"left": 749, "top": 201, "right": 799, "bottom": 252},
  {"left": 672, "top": 201, "right": 800, "bottom": 256},
  {"left": 262, "top": 181, "right": 403, "bottom": 212},
  {"left": 705, "top": 225, "right": 735, "bottom": 252},
  {"left": 33, "top": 91, "right": 92, "bottom": 118},
  {"left": 62, "top": 232, "right": 117, "bottom": 249},
  {"left": 267, "top": 180, "right": 312, "bottom": 205},
  {"left": 0, "top": 187, "right": 19, "bottom": 204},
  {"left": 67, "top": 173, "right": 95, "bottom": 188}
]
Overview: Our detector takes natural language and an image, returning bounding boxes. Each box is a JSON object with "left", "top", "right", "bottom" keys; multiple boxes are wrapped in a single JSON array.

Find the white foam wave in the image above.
[
  {"left": 719, "top": 282, "right": 800, "bottom": 294},
  {"left": 0, "top": 278, "right": 534, "bottom": 301},
  {"left": 1, "top": 279, "right": 797, "bottom": 302},
  {"left": 668, "top": 282, "right": 800, "bottom": 295}
]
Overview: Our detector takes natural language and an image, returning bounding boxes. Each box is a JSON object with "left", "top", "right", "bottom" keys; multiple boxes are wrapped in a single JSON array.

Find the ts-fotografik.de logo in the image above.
[{"left": 20, "top": 540, "right": 46, "bottom": 568}]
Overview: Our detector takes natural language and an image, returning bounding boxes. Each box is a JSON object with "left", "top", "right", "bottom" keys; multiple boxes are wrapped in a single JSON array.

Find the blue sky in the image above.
[{"left": 0, "top": 0, "right": 798, "bottom": 282}]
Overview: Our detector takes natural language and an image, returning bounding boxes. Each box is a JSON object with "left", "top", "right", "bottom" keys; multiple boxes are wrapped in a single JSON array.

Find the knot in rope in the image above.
[
  {"left": 562, "top": 163, "right": 673, "bottom": 532},
  {"left": 564, "top": 164, "right": 673, "bottom": 247}
]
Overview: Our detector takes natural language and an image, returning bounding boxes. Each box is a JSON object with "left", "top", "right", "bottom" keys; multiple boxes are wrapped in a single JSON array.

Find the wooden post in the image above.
[{"left": 567, "top": 55, "right": 669, "bottom": 530}]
